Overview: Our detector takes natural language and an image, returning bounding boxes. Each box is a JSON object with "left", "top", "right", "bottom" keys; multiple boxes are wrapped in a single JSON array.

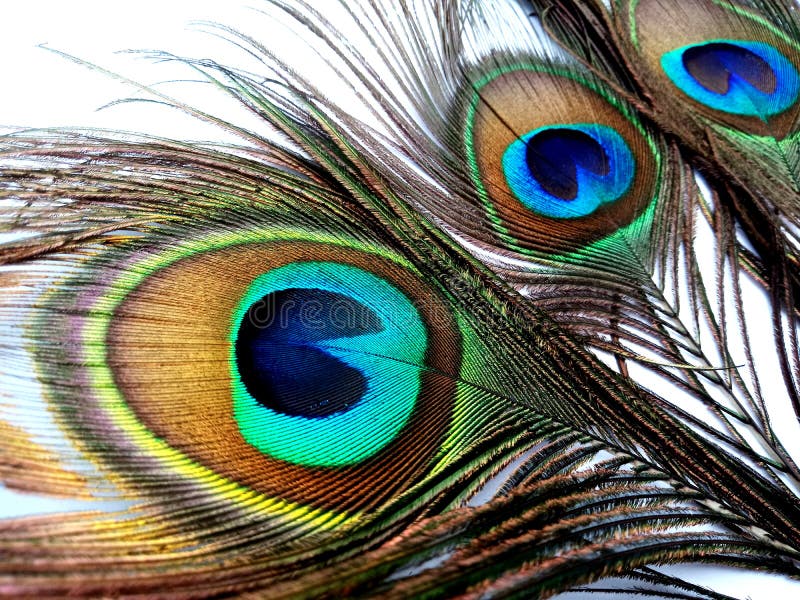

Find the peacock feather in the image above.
[{"left": 2, "top": 0, "right": 800, "bottom": 597}]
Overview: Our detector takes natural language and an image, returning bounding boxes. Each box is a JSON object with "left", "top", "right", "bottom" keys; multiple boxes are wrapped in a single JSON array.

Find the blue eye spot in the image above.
[
  {"left": 230, "top": 262, "right": 428, "bottom": 467},
  {"left": 236, "top": 288, "right": 383, "bottom": 419},
  {"left": 661, "top": 40, "right": 800, "bottom": 118},
  {"left": 502, "top": 124, "right": 635, "bottom": 219}
]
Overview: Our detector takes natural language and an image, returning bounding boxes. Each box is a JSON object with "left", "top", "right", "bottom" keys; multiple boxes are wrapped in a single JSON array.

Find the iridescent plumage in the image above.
[{"left": 2, "top": 1, "right": 800, "bottom": 598}]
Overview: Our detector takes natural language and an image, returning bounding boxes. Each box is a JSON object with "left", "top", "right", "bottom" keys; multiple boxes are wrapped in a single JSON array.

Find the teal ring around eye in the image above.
[
  {"left": 502, "top": 123, "right": 635, "bottom": 220},
  {"left": 661, "top": 40, "right": 800, "bottom": 117},
  {"left": 229, "top": 261, "right": 427, "bottom": 467}
]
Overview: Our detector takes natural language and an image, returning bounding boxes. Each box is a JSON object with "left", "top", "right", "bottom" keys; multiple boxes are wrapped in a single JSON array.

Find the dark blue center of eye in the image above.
[
  {"left": 524, "top": 129, "right": 610, "bottom": 201},
  {"left": 235, "top": 288, "right": 383, "bottom": 419},
  {"left": 682, "top": 42, "right": 776, "bottom": 95}
]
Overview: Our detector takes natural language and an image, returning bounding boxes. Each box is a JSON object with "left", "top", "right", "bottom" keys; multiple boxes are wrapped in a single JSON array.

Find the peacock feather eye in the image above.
[
  {"left": 503, "top": 124, "right": 635, "bottom": 220},
  {"left": 661, "top": 40, "right": 800, "bottom": 118},
  {"left": 465, "top": 65, "right": 659, "bottom": 256},
  {"left": 629, "top": 0, "right": 800, "bottom": 137},
  {"left": 55, "top": 230, "right": 464, "bottom": 516},
  {"left": 230, "top": 261, "right": 427, "bottom": 467}
]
